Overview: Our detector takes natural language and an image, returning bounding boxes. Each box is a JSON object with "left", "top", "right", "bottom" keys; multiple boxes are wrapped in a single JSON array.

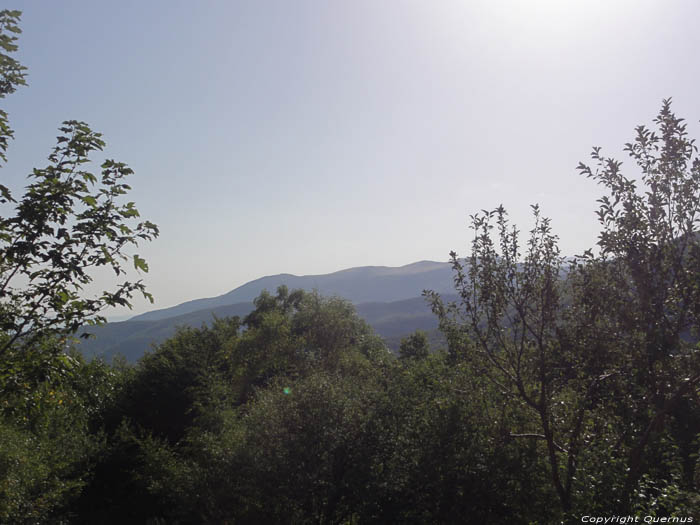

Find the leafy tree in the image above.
[
  {"left": 398, "top": 329, "right": 430, "bottom": 361},
  {"left": 233, "top": 371, "right": 379, "bottom": 523},
  {"left": 0, "top": 10, "right": 160, "bottom": 523},
  {"left": 577, "top": 99, "right": 700, "bottom": 509},
  {"left": 372, "top": 351, "right": 555, "bottom": 522},
  {"left": 0, "top": 346, "right": 124, "bottom": 523},
  {"left": 0, "top": 121, "right": 159, "bottom": 354},
  {"left": 117, "top": 317, "right": 240, "bottom": 444},
  {"left": 231, "top": 287, "right": 387, "bottom": 404},
  {"left": 0, "top": 9, "right": 26, "bottom": 183},
  {"left": 75, "top": 289, "right": 391, "bottom": 523},
  {"left": 0, "top": 11, "right": 158, "bottom": 355},
  {"left": 427, "top": 204, "right": 583, "bottom": 517},
  {"left": 428, "top": 99, "right": 700, "bottom": 515}
]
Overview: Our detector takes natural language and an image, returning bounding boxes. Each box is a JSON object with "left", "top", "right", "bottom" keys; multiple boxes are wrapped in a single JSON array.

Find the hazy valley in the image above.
[{"left": 77, "top": 261, "right": 455, "bottom": 361}]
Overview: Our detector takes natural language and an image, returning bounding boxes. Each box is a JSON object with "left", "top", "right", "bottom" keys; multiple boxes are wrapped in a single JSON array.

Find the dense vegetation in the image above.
[{"left": 2, "top": 10, "right": 700, "bottom": 524}]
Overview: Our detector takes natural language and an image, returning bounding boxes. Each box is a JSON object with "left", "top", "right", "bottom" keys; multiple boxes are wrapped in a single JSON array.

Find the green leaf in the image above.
[
  {"left": 82, "top": 195, "right": 97, "bottom": 207},
  {"left": 133, "top": 254, "right": 149, "bottom": 273}
]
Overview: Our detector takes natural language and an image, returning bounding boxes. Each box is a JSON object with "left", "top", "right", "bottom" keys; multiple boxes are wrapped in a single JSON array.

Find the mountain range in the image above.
[{"left": 75, "top": 261, "right": 457, "bottom": 361}]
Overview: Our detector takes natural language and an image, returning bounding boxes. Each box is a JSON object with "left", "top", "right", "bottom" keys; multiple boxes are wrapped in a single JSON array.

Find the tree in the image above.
[
  {"left": 0, "top": 9, "right": 26, "bottom": 185},
  {"left": 229, "top": 287, "right": 387, "bottom": 404},
  {"left": 577, "top": 99, "right": 700, "bottom": 509},
  {"left": 0, "top": 11, "right": 158, "bottom": 355},
  {"left": 399, "top": 330, "right": 430, "bottom": 361},
  {"left": 118, "top": 317, "right": 240, "bottom": 444},
  {"left": 427, "top": 204, "right": 583, "bottom": 515},
  {"left": 0, "top": 12, "right": 160, "bottom": 519},
  {"left": 428, "top": 99, "right": 700, "bottom": 515}
]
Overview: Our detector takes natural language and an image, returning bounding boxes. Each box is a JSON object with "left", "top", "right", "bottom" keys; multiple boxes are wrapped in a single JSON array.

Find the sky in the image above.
[{"left": 4, "top": 0, "right": 700, "bottom": 319}]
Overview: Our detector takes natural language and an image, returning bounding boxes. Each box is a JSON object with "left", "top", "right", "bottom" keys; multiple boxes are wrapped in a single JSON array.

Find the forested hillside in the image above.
[
  {"left": 76, "top": 283, "right": 450, "bottom": 361},
  {"left": 2, "top": 10, "right": 700, "bottom": 524}
]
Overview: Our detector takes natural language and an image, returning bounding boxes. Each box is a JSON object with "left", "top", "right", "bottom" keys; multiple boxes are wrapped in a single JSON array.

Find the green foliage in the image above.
[
  {"left": 575, "top": 99, "right": 700, "bottom": 510},
  {"left": 399, "top": 329, "right": 430, "bottom": 361},
  {"left": 428, "top": 99, "right": 700, "bottom": 516},
  {"left": 73, "top": 419, "right": 185, "bottom": 525},
  {"left": 0, "top": 11, "right": 159, "bottom": 523},
  {"left": 0, "top": 120, "right": 159, "bottom": 354},
  {"left": 0, "top": 9, "right": 26, "bottom": 181},
  {"left": 0, "top": 420, "right": 74, "bottom": 524},
  {"left": 0, "top": 9, "right": 158, "bottom": 355},
  {"left": 230, "top": 287, "right": 388, "bottom": 404},
  {"left": 75, "top": 289, "right": 392, "bottom": 523},
  {"left": 73, "top": 285, "right": 567, "bottom": 523},
  {"left": 234, "top": 371, "right": 380, "bottom": 523},
  {"left": 118, "top": 317, "right": 239, "bottom": 444},
  {"left": 0, "top": 343, "right": 123, "bottom": 523}
]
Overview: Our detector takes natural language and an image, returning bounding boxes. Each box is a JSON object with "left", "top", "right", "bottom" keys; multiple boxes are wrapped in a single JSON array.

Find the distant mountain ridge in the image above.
[
  {"left": 77, "top": 294, "right": 454, "bottom": 362},
  {"left": 76, "top": 261, "right": 457, "bottom": 361},
  {"left": 131, "top": 260, "right": 454, "bottom": 322}
]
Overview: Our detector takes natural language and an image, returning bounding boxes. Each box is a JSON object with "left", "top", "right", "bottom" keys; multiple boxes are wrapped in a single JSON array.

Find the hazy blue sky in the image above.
[{"left": 4, "top": 0, "right": 700, "bottom": 318}]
